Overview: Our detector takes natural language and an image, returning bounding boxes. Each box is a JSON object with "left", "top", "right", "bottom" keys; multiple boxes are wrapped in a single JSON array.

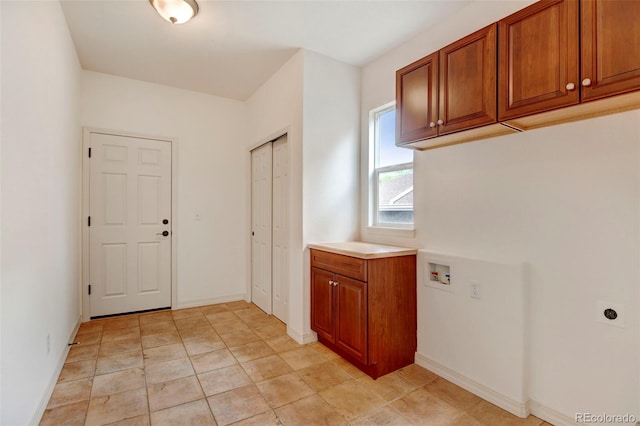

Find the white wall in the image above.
[
  {"left": 361, "top": 0, "right": 639, "bottom": 423},
  {"left": 81, "top": 71, "right": 247, "bottom": 308},
  {"left": 302, "top": 51, "right": 360, "bottom": 244},
  {"left": 416, "top": 251, "right": 528, "bottom": 414},
  {"left": 1, "top": 2, "right": 82, "bottom": 424},
  {"left": 245, "top": 50, "right": 360, "bottom": 343},
  {"left": 302, "top": 50, "right": 361, "bottom": 335},
  {"left": 245, "top": 51, "right": 306, "bottom": 340}
]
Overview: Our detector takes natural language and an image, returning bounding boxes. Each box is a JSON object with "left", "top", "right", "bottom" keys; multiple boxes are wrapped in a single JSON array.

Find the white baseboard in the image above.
[
  {"left": 414, "top": 353, "right": 529, "bottom": 418},
  {"left": 414, "top": 353, "right": 588, "bottom": 426},
  {"left": 287, "top": 327, "right": 317, "bottom": 345},
  {"left": 174, "top": 294, "right": 247, "bottom": 310},
  {"left": 529, "top": 400, "right": 580, "bottom": 426},
  {"left": 30, "top": 317, "right": 81, "bottom": 426}
]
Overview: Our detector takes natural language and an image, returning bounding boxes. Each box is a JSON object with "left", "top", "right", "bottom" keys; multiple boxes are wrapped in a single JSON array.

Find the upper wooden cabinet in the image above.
[
  {"left": 581, "top": 0, "right": 640, "bottom": 102},
  {"left": 498, "top": 0, "right": 580, "bottom": 121},
  {"left": 439, "top": 23, "right": 498, "bottom": 136},
  {"left": 395, "top": 0, "right": 640, "bottom": 150},
  {"left": 396, "top": 53, "right": 438, "bottom": 144},
  {"left": 396, "top": 24, "right": 497, "bottom": 145}
]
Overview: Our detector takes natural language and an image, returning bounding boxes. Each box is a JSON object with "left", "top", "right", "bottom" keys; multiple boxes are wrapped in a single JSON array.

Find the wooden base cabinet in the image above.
[
  {"left": 310, "top": 249, "right": 416, "bottom": 379},
  {"left": 311, "top": 267, "right": 368, "bottom": 363}
]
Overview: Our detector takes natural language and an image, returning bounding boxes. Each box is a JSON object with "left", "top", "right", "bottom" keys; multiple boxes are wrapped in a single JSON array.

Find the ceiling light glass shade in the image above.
[{"left": 149, "top": 0, "right": 199, "bottom": 24}]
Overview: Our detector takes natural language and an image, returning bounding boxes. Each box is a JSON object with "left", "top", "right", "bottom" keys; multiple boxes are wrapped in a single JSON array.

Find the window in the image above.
[{"left": 370, "top": 103, "right": 413, "bottom": 228}]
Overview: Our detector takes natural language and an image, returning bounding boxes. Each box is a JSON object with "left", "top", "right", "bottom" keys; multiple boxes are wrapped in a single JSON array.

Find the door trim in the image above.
[{"left": 81, "top": 127, "right": 179, "bottom": 321}]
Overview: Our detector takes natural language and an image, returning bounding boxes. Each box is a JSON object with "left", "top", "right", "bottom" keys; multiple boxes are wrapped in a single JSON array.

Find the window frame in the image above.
[{"left": 369, "top": 102, "right": 414, "bottom": 230}]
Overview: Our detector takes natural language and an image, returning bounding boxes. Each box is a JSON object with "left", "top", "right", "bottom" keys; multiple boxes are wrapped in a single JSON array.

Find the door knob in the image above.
[{"left": 156, "top": 231, "right": 169, "bottom": 236}]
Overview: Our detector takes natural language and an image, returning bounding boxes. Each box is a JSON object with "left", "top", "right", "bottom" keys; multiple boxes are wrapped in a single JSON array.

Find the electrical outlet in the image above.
[
  {"left": 46, "top": 334, "right": 51, "bottom": 355},
  {"left": 470, "top": 281, "right": 481, "bottom": 299},
  {"left": 596, "top": 300, "right": 625, "bottom": 328}
]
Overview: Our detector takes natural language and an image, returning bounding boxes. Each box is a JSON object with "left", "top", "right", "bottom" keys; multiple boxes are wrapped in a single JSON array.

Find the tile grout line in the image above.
[
  {"left": 139, "top": 314, "right": 152, "bottom": 425},
  {"left": 84, "top": 320, "right": 104, "bottom": 424},
  {"left": 187, "top": 305, "right": 221, "bottom": 424},
  {"left": 46, "top": 302, "right": 539, "bottom": 426},
  {"left": 219, "top": 307, "right": 283, "bottom": 425}
]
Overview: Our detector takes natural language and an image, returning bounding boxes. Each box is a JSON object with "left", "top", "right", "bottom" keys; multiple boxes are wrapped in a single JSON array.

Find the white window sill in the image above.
[{"left": 364, "top": 226, "right": 415, "bottom": 239}]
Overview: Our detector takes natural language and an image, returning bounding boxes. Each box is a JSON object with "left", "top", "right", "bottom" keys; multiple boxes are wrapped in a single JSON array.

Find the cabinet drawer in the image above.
[{"left": 310, "top": 249, "right": 367, "bottom": 282}]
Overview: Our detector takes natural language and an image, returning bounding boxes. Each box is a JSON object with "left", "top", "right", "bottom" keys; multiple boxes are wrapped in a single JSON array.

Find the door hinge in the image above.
[
  {"left": 88, "top": 284, "right": 91, "bottom": 295},
  {"left": 88, "top": 147, "right": 92, "bottom": 158},
  {"left": 88, "top": 216, "right": 91, "bottom": 227}
]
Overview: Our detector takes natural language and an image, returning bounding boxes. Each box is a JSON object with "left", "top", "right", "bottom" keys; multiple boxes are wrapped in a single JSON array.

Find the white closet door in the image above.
[
  {"left": 89, "top": 132, "right": 172, "bottom": 317},
  {"left": 272, "top": 136, "right": 289, "bottom": 322},
  {"left": 251, "top": 143, "right": 273, "bottom": 314}
]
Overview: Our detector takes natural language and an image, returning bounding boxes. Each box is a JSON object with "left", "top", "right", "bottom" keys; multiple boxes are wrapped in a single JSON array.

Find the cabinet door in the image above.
[
  {"left": 334, "top": 275, "right": 367, "bottom": 363},
  {"left": 498, "top": 0, "right": 579, "bottom": 120},
  {"left": 581, "top": 0, "right": 640, "bottom": 102},
  {"left": 439, "top": 24, "right": 497, "bottom": 136},
  {"left": 310, "top": 268, "right": 335, "bottom": 342},
  {"left": 396, "top": 52, "right": 439, "bottom": 145}
]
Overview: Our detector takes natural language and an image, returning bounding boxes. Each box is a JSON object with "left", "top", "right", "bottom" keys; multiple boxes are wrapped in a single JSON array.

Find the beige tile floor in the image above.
[{"left": 41, "top": 301, "right": 550, "bottom": 426}]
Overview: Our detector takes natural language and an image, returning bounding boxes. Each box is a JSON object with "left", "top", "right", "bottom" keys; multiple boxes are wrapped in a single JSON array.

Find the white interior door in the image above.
[
  {"left": 89, "top": 133, "right": 172, "bottom": 317},
  {"left": 251, "top": 143, "right": 273, "bottom": 314},
  {"left": 272, "top": 136, "right": 289, "bottom": 322}
]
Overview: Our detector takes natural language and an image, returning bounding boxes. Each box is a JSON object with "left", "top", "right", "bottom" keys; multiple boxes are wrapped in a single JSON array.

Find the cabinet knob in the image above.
[
  {"left": 565, "top": 82, "right": 575, "bottom": 91},
  {"left": 329, "top": 280, "right": 334, "bottom": 286},
  {"left": 437, "top": 119, "right": 444, "bottom": 126},
  {"left": 582, "top": 78, "right": 592, "bottom": 87},
  {"left": 429, "top": 122, "right": 436, "bottom": 128},
  {"left": 333, "top": 281, "right": 338, "bottom": 286}
]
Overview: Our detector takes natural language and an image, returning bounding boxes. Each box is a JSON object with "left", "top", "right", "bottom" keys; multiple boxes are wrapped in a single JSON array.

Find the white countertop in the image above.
[{"left": 308, "top": 241, "right": 418, "bottom": 259}]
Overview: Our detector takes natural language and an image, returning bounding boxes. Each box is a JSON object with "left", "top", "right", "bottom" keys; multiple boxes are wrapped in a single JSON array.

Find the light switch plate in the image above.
[{"left": 470, "top": 280, "right": 481, "bottom": 299}]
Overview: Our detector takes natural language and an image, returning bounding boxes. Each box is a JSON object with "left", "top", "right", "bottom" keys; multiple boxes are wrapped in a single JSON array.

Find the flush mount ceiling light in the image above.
[{"left": 149, "top": 0, "right": 199, "bottom": 24}]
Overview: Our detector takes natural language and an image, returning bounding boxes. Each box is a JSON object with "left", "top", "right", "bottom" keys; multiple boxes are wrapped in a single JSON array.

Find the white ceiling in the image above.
[{"left": 61, "top": 0, "right": 471, "bottom": 100}]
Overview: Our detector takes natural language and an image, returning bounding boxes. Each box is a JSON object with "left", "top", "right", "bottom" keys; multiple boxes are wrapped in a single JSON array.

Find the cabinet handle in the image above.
[
  {"left": 437, "top": 119, "right": 444, "bottom": 126},
  {"left": 429, "top": 122, "right": 436, "bottom": 128},
  {"left": 329, "top": 280, "right": 334, "bottom": 286},
  {"left": 582, "top": 78, "right": 592, "bottom": 87},
  {"left": 565, "top": 82, "right": 575, "bottom": 91},
  {"left": 333, "top": 281, "right": 338, "bottom": 286}
]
